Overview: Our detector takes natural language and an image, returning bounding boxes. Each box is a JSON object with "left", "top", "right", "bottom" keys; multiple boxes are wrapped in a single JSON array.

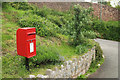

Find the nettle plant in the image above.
[{"left": 67, "top": 4, "right": 93, "bottom": 46}]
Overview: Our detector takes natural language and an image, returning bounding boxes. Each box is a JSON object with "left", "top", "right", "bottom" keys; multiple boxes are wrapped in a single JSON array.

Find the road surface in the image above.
[{"left": 89, "top": 38, "right": 118, "bottom": 78}]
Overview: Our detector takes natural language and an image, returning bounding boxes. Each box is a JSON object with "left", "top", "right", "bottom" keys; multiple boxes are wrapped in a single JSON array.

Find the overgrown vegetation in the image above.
[
  {"left": 18, "top": 13, "right": 59, "bottom": 37},
  {"left": 3, "top": 2, "right": 119, "bottom": 78}
]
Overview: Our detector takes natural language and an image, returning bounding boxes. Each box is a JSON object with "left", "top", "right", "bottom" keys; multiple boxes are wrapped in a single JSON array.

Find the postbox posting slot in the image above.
[
  {"left": 27, "top": 32, "right": 36, "bottom": 35},
  {"left": 27, "top": 38, "right": 36, "bottom": 42}
]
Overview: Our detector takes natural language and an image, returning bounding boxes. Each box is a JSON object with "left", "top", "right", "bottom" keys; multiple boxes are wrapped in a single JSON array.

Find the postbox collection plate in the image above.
[{"left": 30, "top": 42, "right": 34, "bottom": 53}]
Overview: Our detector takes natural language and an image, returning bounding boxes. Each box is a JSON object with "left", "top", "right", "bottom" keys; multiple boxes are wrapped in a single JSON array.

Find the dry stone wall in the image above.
[
  {"left": 30, "top": 2, "right": 119, "bottom": 21},
  {"left": 29, "top": 46, "right": 95, "bottom": 78}
]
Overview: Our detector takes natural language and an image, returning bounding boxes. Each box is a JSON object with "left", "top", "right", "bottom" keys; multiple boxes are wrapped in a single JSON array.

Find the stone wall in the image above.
[
  {"left": 30, "top": 2, "right": 119, "bottom": 21},
  {"left": 29, "top": 46, "right": 95, "bottom": 78}
]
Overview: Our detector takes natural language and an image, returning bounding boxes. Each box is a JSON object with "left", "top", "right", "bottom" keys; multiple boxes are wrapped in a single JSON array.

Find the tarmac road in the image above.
[{"left": 88, "top": 38, "right": 119, "bottom": 78}]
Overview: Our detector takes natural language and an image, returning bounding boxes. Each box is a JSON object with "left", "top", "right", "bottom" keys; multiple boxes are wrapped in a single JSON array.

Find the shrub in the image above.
[
  {"left": 33, "top": 6, "right": 69, "bottom": 18},
  {"left": 75, "top": 39, "right": 95, "bottom": 55},
  {"left": 82, "top": 30, "right": 97, "bottom": 39},
  {"left": 18, "top": 13, "right": 59, "bottom": 37},
  {"left": 9, "top": 2, "right": 34, "bottom": 10},
  {"left": 50, "top": 10, "right": 73, "bottom": 23},
  {"left": 32, "top": 6, "right": 73, "bottom": 28},
  {"left": 75, "top": 44, "right": 88, "bottom": 55},
  {"left": 92, "top": 19, "right": 120, "bottom": 41},
  {"left": 46, "top": 15, "right": 65, "bottom": 27},
  {"left": 2, "top": 2, "right": 16, "bottom": 13},
  {"left": 36, "top": 6, "right": 68, "bottom": 17},
  {"left": 95, "top": 42, "right": 103, "bottom": 62},
  {"left": 103, "top": 21, "right": 120, "bottom": 41},
  {"left": 34, "top": 6, "right": 51, "bottom": 17}
]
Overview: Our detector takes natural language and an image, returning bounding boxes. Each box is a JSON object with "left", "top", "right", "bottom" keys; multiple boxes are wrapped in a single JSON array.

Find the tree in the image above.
[
  {"left": 66, "top": 4, "right": 93, "bottom": 46},
  {"left": 115, "top": 1, "right": 120, "bottom": 10},
  {"left": 98, "top": 1, "right": 111, "bottom": 7}
]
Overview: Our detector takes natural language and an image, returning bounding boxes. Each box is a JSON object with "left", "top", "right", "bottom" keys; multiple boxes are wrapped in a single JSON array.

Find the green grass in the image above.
[
  {"left": 36, "top": 35, "right": 77, "bottom": 60},
  {"left": 53, "top": 42, "right": 77, "bottom": 60},
  {"left": 36, "top": 35, "right": 76, "bottom": 59},
  {"left": 2, "top": 18, "right": 20, "bottom": 55}
]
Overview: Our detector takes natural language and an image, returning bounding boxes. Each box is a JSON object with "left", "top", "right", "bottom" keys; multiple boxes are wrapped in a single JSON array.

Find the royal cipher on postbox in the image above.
[{"left": 16, "top": 27, "right": 36, "bottom": 58}]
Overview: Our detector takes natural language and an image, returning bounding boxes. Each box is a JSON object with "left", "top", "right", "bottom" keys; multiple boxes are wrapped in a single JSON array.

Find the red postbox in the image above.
[{"left": 16, "top": 27, "right": 36, "bottom": 58}]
